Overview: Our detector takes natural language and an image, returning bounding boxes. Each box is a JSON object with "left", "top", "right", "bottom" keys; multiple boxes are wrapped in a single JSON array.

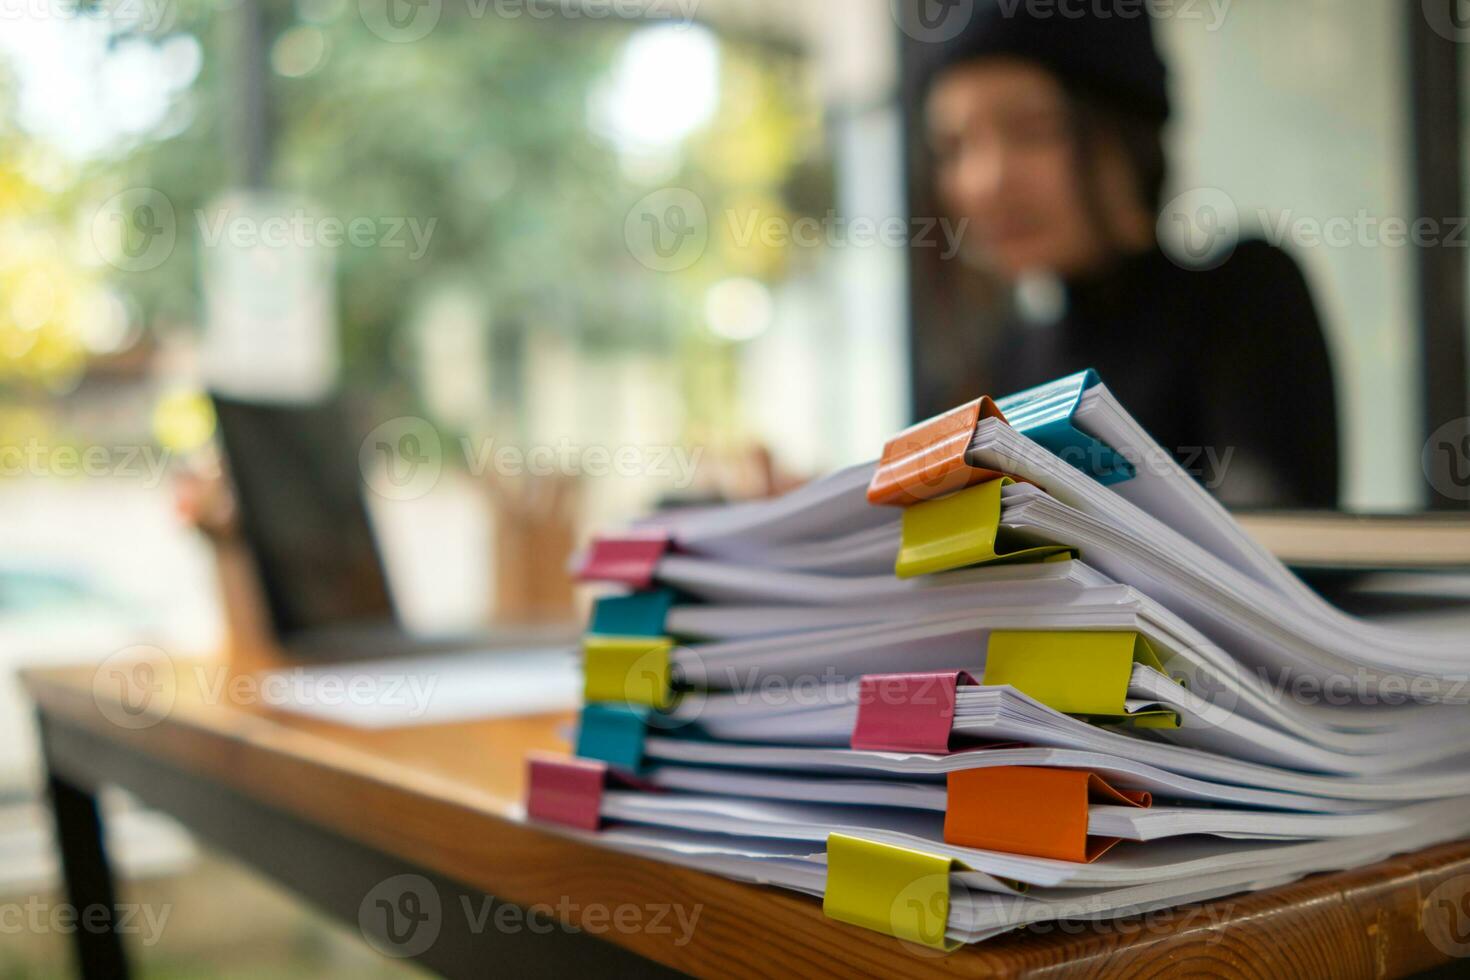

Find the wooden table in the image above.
[{"left": 24, "top": 655, "right": 1470, "bottom": 979}]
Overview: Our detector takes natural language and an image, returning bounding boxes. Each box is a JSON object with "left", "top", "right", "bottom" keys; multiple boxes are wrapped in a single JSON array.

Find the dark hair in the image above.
[{"left": 1064, "top": 84, "right": 1169, "bottom": 252}]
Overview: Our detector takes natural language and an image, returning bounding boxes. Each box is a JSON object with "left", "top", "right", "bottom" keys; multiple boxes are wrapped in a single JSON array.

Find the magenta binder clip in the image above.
[
  {"left": 526, "top": 755, "right": 611, "bottom": 831},
  {"left": 577, "top": 532, "right": 672, "bottom": 589},
  {"left": 526, "top": 754, "right": 657, "bottom": 831},
  {"left": 850, "top": 671, "right": 976, "bottom": 754}
]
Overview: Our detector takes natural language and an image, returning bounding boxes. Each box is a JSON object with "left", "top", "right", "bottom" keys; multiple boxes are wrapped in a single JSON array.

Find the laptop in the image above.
[{"left": 211, "top": 393, "right": 570, "bottom": 660}]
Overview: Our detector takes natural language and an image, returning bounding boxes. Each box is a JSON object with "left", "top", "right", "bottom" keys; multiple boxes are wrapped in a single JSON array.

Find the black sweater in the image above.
[{"left": 971, "top": 240, "right": 1339, "bottom": 509}]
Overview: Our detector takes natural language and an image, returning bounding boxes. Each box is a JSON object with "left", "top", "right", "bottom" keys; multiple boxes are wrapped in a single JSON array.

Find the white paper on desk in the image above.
[{"left": 255, "top": 647, "right": 581, "bottom": 729}]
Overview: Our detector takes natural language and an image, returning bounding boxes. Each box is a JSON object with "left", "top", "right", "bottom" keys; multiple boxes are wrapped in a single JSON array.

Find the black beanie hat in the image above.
[{"left": 913, "top": 0, "right": 1171, "bottom": 122}]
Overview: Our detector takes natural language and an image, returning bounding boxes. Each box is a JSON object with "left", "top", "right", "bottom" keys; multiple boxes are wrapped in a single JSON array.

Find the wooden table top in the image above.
[{"left": 23, "top": 654, "right": 1470, "bottom": 979}]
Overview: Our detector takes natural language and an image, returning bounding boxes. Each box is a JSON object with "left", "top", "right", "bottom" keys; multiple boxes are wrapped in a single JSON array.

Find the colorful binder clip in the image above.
[
  {"left": 574, "top": 703, "right": 651, "bottom": 772},
  {"left": 525, "top": 754, "right": 658, "bottom": 831},
  {"left": 823, "top": 834, "right": 965, "bottom": 950},
  {"left": 577, "top": 532, "right": 672, "bottom": 589},
  {"left": 867, "top": 396, "right": 1011, "bottom": 507},
  {"left": 895, "top": 478, "right": 1075, "bottom": 579},
  {"left": 583, "top": 635, "right": 674, "bottom": 709},
  {"left": 944, "top": 766, "right": 1151, "bottom": 863},
  {"left": 995, "top": 369, "right": 1134, "bottom": 485},
  {"left": 850, "top": 671, "right": 976, "bottom": 754},
  {"left": 589, "top": 589, "right": 677, "bottom": 637},
  {"left": 982, "top": 631, "right": 1181, "bottom": 727},
  {"left": 525, "top": 755, "right": 613, "bottom": 831}
]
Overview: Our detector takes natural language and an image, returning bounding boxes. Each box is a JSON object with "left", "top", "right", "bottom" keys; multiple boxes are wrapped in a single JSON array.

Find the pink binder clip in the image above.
[
  {"left": 527, "top": 755, "right": 609, "bottom": 830},
  {"left": 577, "top": 532, "right": 672, "bottom": 589},
  {"left": 525, "top": 754, "right": 655, "bottom": 831},
  {"left": 851, "top": 671, "right": 976, "bottom": 754}
]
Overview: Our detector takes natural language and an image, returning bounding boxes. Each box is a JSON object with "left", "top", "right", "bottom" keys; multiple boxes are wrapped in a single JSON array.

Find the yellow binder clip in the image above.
[
  {"left": 583, "top": 636, "right": 674, "bottom": 709},
  {"left": 983, "top": 630, "right": 1181, "bottom": 728},
  {"left": 895, "top": 478, "right": 1074, "bottom": 579},
  {"left": 822, "top": 834, "right": 964, "bottom": 951}
]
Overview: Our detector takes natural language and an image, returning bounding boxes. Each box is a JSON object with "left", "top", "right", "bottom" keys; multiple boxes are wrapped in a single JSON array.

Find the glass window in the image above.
[{"left": 1160, "top": 1, "right": 1419, "bottom": 512}]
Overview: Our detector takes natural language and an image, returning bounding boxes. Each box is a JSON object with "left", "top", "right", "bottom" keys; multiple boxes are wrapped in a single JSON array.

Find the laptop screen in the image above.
[{"left": 211, "top": 394, "right": 396, "bottom": 641}]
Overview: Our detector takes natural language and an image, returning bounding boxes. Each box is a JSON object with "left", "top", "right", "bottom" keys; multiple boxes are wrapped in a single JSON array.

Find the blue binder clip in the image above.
[
  {"left": 574, "top": 703, "right": 650, "bottom": 772},
  {"left": 589, "top": 589, "right": 676, "bottom": 638},
  {"left": 996, "top": 369, "right": 1134, "bottom": 485}
]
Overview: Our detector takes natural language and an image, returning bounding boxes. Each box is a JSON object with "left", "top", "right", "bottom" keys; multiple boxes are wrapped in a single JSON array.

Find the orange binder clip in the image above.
[
  {"left": 868, "top": 397, "right": 1011, "bottom": 507},
  {"left": 944, "top": 766, "right": 1151, "bottom": 863}
]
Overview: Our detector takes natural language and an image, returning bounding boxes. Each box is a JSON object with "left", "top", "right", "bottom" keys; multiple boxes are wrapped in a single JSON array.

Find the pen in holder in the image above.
[{"left": 484, "top": 469, "right": 580, "bottom": 625}]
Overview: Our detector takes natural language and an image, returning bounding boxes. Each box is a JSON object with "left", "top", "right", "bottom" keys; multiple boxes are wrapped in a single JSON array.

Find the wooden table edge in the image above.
[{"left": 22, "top": 661, "right": 1470, "bottom": 979}]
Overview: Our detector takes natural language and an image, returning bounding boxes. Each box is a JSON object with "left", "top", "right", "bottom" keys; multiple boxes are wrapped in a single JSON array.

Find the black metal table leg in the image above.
[{"left": 42, "top": 720, "right": 131, "bottom": 980}]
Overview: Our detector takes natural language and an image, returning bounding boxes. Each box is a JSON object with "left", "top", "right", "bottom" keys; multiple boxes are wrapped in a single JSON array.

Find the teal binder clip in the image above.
[
  {"left": 574, "top": 703, "right": 650, "bottom": 772},
  {"left": 996, "top": 369, "right": 1134, "bottom": 485},
  {"left": 589, "top": 589, "right": 676, "bottom": 638}
]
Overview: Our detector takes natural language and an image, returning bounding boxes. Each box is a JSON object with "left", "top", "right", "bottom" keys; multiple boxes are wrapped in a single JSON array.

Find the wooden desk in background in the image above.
[{"left": 24, "top": 657, "right": 1470, "bottom": 979}]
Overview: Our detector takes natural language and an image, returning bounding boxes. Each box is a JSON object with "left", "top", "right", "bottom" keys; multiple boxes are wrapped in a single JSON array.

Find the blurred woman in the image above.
[{"left": 918, "top": 6, "right": 1338, "bottom": 508}]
